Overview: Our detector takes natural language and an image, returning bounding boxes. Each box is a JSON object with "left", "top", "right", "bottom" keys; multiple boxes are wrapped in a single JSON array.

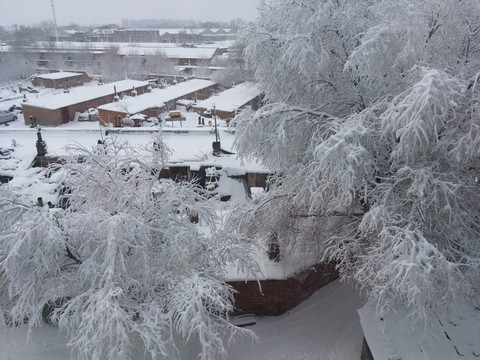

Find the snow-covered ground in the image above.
[{"left": 0, "top": 280, "right": 364, "bottom": 360}]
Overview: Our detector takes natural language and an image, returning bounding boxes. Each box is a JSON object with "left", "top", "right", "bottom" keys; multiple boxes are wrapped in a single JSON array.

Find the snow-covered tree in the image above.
[
  {"left": 0, "top": 135, "right": 255, "bottom": 360},
  {"left": 231, "top": 0, "right": 480, "bottom": 321},
  {"left": 0, "top": 50, "right": 37, "bottom": 85},
  {"left": 212, "top": 41, "right": 253, "bottom": 87}
]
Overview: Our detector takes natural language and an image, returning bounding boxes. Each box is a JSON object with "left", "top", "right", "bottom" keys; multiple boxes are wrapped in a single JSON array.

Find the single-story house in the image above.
[
  {"left": 193, "top": 82, "right": 263, "bottom": 120},
  {"left": 97, "top": 79, "right": 217, "bottom": 126},
  {"left": 32, "top": 71, "right": 86, "bottom": 89},
  {"left": 21, "top": 79, "right": 150, "bottom": 126}
]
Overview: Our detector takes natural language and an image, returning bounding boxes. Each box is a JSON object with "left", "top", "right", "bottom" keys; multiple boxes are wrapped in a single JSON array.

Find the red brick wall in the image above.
[
  {"left": 37, "top": 76, "right": 84, "bottom": 89},
  {"left": 98, "top": 109, "right": 128, "bottom": 126},
  {"left": 228, "top": 261, "right": 339, "bottom": 316},
  {"left": 22, "top": 105, "right": 64, "bottom": 126}
]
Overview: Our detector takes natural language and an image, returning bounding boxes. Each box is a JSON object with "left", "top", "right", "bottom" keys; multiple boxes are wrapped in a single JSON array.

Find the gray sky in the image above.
[{"left": 0, "top": 0, "right": 259, "bottom": 27}]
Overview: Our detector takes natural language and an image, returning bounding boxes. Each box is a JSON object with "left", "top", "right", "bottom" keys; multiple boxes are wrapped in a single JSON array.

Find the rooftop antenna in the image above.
[{"left": 50, "top": 0, "right": 59, "bottom": 42}]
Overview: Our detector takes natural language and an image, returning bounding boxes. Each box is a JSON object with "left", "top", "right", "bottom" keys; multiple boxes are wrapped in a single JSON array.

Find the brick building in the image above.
[
  {"left": 97, "top": 79, "right": 217, "bottom": 126},
  {"left": 229, "top": 261, "right": 339, "bottom": 316},
  {"left": 193, "top": 82, "right": 264, "bottom": 120},
  {"left": 32, "top": 72, "right": 86, "bottom": 89},
  {"left": 110, "top": 28, "right": 237, "bottom": 43},
  {"left": 116, "top": 45, "right": 221, "bottom": 66},
  {"left": 22, "top": 79, "right": 149, "bottom": 126}
]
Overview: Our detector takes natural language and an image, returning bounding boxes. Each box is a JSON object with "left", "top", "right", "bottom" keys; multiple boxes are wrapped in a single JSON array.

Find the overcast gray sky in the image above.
[{"left": 0, "top": 0, "right": 259, "bottom": 27}]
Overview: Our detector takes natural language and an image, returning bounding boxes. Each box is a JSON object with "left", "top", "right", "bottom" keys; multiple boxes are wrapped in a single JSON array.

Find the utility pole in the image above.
[{"left": 51, "top": 0, "right": 59, "bottom": 42}]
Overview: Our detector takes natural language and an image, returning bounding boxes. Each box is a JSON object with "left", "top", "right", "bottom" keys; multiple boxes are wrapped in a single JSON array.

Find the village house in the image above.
[
  {"left": 31, "top": 71, "right": 87, "bottom": 89},
  {"left": 193, "top": 82, "right": 264, "bottom": 121},
  {"left": 21, "top": 79, "right": 149, "bottom": 126},
  {"left": 97, "top": 79, "right": 217, "bottom": 126}
]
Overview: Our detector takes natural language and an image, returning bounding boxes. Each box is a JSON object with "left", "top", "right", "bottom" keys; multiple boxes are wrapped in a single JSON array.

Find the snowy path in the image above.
[
  {"left": 226, "top": 279, "right": 364, "bottom": 360},
  {"left": 0, "top": 280, "right": 364, "bottom": 360}
]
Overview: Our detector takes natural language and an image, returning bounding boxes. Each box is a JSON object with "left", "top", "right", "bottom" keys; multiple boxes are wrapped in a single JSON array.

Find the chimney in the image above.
[
  {"left": 36, "top": 127, "right": 47, "bottom": 156},
  {"left": 212, "top": 141, "right": 221, "bottom": 154}
]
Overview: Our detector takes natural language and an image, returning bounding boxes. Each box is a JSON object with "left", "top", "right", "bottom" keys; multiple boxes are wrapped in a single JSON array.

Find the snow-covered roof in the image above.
[
  {"left": 92, "top": 28, "right": 115, "bottom": 34},
  {"left": 63, "top": 29, "right": 82, "bottom": 35},
  {"left": 158, "top": 28, "right": 203, "bottom": 35},
  {"left": 23, "top": 80, "right": 149, "bottom": 110},
  {"left": 98, "top": 79, "right": 216, "bottom": 114},
  {"left": 35, "top": 72, "right": 83, "bottom": 80},
  {"left": 117, "top": 46, "right": 218, "bottom": 59},
  {"left": 31, "top": 41, "right": 218, "bottom": 59},
  {"left": 194, "top": 82, "right": 262, "bottom": 112},
  {"left": 110, "top": 28, "right": 234, "bottom": 35},
  {"left": 358, "top": 305, "right": 480, "bottom": 360}
]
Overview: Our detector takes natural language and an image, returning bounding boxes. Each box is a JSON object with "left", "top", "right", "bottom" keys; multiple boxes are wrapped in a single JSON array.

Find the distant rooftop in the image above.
[
  {"left": 30, "top": 41, "right": 219, "bottom": 60},
  {"left": 117, "top": 46, "right": 218, "bottom": 59}
]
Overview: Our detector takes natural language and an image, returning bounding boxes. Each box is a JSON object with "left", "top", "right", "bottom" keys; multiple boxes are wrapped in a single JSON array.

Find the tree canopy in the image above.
[
  {"left": 232, "top": 0, "right": 480, "bottom": 321},
  {"left": 0, "top": 136, "right": 255, "bottom": 360}
]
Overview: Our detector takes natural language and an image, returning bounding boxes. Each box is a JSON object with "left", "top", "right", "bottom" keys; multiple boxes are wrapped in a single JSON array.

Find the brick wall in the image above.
[
  {"left": 229, "top": 261, "right": 339, "bottom": 316},
  {"left": 22, "top": 105, "right": 64, "bottom": 126},
  {"left": 98, "top": 109, "right": 128, "bottom": 126},
  {"left": 36, "top": 75, "right": 84, "bottom": 89}
]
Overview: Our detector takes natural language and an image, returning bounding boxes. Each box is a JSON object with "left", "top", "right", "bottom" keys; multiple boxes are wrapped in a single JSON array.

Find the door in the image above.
[{"left": 61, "top": 107, "right": 70, "bottom": 124}]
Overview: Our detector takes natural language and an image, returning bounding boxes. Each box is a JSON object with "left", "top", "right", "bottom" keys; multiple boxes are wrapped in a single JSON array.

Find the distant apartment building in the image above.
[{"left": 110, "top": 28, "right": 237, "bottom": 43}]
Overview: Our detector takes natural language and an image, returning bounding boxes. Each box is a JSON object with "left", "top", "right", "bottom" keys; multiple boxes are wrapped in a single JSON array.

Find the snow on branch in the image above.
[
  {"left": 381, "top": 67, "right": 464, "bottom": 163},
  {"left": 0, "top": 137, "right": 256, "bottom": 360}
]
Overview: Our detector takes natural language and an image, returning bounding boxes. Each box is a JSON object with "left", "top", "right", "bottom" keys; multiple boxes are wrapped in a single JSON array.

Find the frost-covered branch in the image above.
[
  {"left": 0, "top": 136, "right": 256, "bottom": 360},
  {"left": 231, "top": 0, "right": 480, "bottom": 323}
]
